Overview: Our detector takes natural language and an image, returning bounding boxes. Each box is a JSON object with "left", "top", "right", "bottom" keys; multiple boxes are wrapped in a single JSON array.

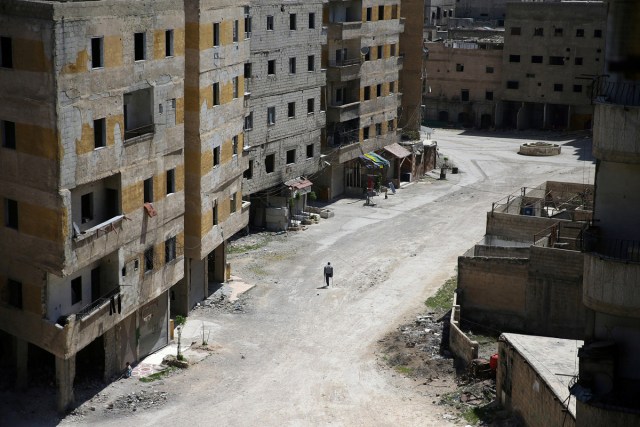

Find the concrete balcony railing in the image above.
[
  {"left": 360, "top": 93, "right": 401, "bottom": 115},
  {"left": 361, "top": 19, "right": 404, "bottom": 37},
  {"left": 592, "top": 103, "right": 640, "bottom": 163},
  {"left": 327, "top": 21, "right": 363, "bottom": 40},
  {"left": 327, "top": 58, "right": 361, "bottom": 82},
  {"left": 327, "top": 101, "right": 360, "bottom": 123},
  {"left": 335, "top": 130, "right": 399, "bottom": 164}
]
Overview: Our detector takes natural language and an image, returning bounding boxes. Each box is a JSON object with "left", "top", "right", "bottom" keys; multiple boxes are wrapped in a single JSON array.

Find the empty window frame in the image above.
[
  {"left": 244, "top": 62, "right": 252, "bottom": 78},
  {"left": 363, "top": 126, "right": 370, "bottom": 140},
  {"left": 486, "top": 91, "right": 493, "bottom": 101},
  {"left": 4, "top": 198, "right": 18, "bottom": 229},
  {"left": 233, "top": 135, "right": 239, "bottom": 155},
  {"left": 1, "top": 120, "right": 16, "bottom": 149},
  {"left": 233, "top": 20, "right": 239, "bottom": 43},
  {"left": 389, "top": 81, "right": 395, "bottom": 93},
  {"left": 232, "top": 76, "right": 239, "bottom": 99},
  {"left": 288, "top": 102, "right": 295, "bottom": 118},
  {"left": 230, "top": 192, "right": 238, "bottom": 214},
  {"left": 290, "top": 13, "right": 297, "bottom": 30},
  {"left": 307, "top": 98, "right": 314, "bottom": 114},
  {"left": 286, "top": 149, "right": 295, "bottom": 164},
  {"left": 267, "top": 106, "right": 276, "bottom": 125},
  {"left": 554, "top": 83, "right": 563, "bottom": 92},
  {"left": 213, "top": 23, "right": 220, "bottom": 46},
  {"left": 7, "top": 279, "right": 22, "bottom": 309},
  {"left": 307, "top": 55, "right": 315, "bottom": 71},
  {"left": 265, "top": 154, "right": 275, "bottom": 173},
  {"left": 509, "top": 55, "right": 520, "bottom": 63},
  {"left": 377, "top": 45, "right": 383, "bottom": 59},
  {"left": 213, "top": 200, "right": 218, "bottom": 225},
  {"left": 575, "top": 57, "right": 583, "bottom": 65},
  {"left": 165, "top": 236, "right": 176, "bottom": 263},
  {"left": 0, "top": 37, "right": 13, "bottom": 68},
  {"left": 268, "top": 59, "right": 276, "bottom": 75},
  {"left": 510, "top": 27, "right": 521, "bottom": 36},
  {"left": 144, "top": 177, "right": 153, "bottom": 203},
  {"left": 245, "top": 15, "right": 252, "bottom": 38},
  {"left": 213, "top": 146, "right": 220, "bottom": 166},
  {"left": 378, "top": 5, "right": 385, "bottom": 20},
  {"left": 461, "top": 89, "right": 469, "bottom": 102},
  {"left": 71, "top": 277, "right": 82, "bottom": 305},
  {"left": 390, "top": 44, "right": 397, "bottom": 56},
  {"left": 366, "top": 7, "right": 372, "bottom": 21},
  {"left": 134, "top": 32, "right": 146, "bottom": 61},
  {"left": 554, "top": 28, "right": 563, "bottom": 37},
  {"left": 576, "top": 29, "right": 584, "bottom": 38},
  {"left": 456, "top": 63, "right": 464, "bottom": 71},
  {"left": 306, "top": 143, "right": 314, "bottom": 158},
  {"left": 165, "top": 30, "right": 174, "bottom": 57},
  {"left": 309, "top": 12, "right": 316, "bottom": 29},
  {"left": 533, "top": 28, "right": 543, "bottom": 37},
  {"left": 507, "top": 80, "right": 519, "bottom": 89},
  {"left": 267, "top": 15, "right": 274, "bottom": 31},
  {"left": 364, "top": 86, "right": 371, "bottom": 101},
  {"left": 94, "top": 118, "right": 106, "bottom": 148},
  {"left": 388, "top": 119, "right": 394, "bottom": 131},
  {"left": 81, "top": 193, "right": 94, "bottom": 223},
  {"left": 244, "top": 112, "right": 253, "bottom": 130},
  {"left": 144, "top": 247, "right": 154, "bottom": 272},
  {"left": 91, "top": 37, "right": 104, "bottom": 68},
  {"left": 244, "top": 160, "right": 253, "bottom": 179},
  {"left": 376, "top": 84, "right": 382, "bottom": 97},
  {"left": 364, "top": 48, "right": 371, "bottom": 61},
  {"left": 213, "top": 82, "right": 220, "bottom": 105},
  {"left": 573, "top": 84, "right": 583, "bottom": 93},
  {"left": 375, "top": 123, "right": 382, "bottom": 136},
  {"left": 289, "top": 57, "right": 296, "bottom": 74},
  {"left": 531, "top": 55, "right": 543, "bottom": 64},
  {"left": 549, "top": 56, "right": 564, "bottom": 65},
  {"left": 166, "top": 168, "right": 175, "bottom": 195},
  {"left": 486, "top": 66, "right": 494, "bottom": 74},
  {"left": 594, "top": 29, "right": 602, "bottom": 38}
]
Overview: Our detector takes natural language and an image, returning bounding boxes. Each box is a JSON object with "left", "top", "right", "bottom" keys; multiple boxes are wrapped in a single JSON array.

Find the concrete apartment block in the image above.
[
  {"left": 424, "top": 38, "right": 503, "bottom": 128},
  {"left": 575, "top": 1, "right": 640, "bottom": 425},
  {"left": 501, "top": 1, "right": 607, "bottom": 130},
  {"left": 398, "top": 0, "right": 425, "bottom": 132},
  {"left": 0, "top": 0, "right": 185, "bottom": 412},
  {"left": 178, "top": 0, "right": 250, "bottom": 316},
  {"left": 242, "top": 0, "right": 327, "bottom": 224},
  {"left": 318, "top": 0, "right": 403, "bottom": 199}
]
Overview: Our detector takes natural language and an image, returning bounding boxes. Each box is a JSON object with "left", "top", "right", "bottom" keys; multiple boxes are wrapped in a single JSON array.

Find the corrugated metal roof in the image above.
[{"left": 383, "top": 143, "right": 411, "bottom": 159}]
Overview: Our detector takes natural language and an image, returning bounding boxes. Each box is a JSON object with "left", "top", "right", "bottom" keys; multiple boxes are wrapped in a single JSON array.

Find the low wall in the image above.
[
  {"left": 474, "top": 245, "right": 530, "bottom": 258},
  {"left": 449, "top": 293, "right": 479, "bottom": 366},
  {"left": 457, "top": 256, "right": 529, "bottom": 331},
  {"left": 486, "top": 212, "right": 567, "bottom": 242}
]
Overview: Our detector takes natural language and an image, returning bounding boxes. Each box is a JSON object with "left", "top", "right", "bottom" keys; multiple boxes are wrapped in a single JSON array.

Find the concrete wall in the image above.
[
  {"left": 449, "top": 293, "right": 479, "bottom": 366},
  {"left": 497, "top": 337, "right": 576, "bottom": 427},
  {"left": 486, "top": 212, "right": 566, "bottom": 242}
]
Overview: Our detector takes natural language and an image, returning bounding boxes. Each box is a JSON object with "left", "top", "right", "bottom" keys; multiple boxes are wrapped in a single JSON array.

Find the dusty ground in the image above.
[{"left": 2, "top": 128, "right": 594, "bottom": 426}]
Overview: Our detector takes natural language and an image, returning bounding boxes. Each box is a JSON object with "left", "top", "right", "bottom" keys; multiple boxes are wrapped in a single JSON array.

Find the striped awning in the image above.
[{"left": 359, "top": 152, "right": 390, "bottom": 168}]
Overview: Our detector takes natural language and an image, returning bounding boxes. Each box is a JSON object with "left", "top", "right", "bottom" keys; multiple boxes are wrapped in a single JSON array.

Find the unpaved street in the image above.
[{"left": 18, "top": 129, "right": 594, "bottom": 426}]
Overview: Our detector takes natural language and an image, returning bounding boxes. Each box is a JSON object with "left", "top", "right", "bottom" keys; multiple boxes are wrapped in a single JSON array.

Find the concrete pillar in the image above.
[
  {"left": 15, "top": 337, "right": 28, "bottom": 390},
  {"left": 55, "top": 355, "right": 75, "bottom": 413},
  {"left": 103, "top": 328, "right": 118, "bottom": 382}
]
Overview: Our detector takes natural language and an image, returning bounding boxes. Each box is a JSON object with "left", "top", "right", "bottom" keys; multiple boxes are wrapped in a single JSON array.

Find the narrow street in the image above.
[{"left": 47, "top": 129, "right": 593, "bottom": 426}]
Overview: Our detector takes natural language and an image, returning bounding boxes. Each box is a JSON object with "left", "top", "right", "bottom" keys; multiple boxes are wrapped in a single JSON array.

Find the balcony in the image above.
[
  {"left": 327, "top": 21, "right": 362, "bottom": 40},
  {"left": 327, "top": 101, "right": 360, "bottom": 122},
  {"left": 584, "top": 252, "right": 640, "bottom": 318},
  {"left": 76, "top": 287, "right": 120, "bottom": 320},
  {"left": 592, "top": 103, "right": 640, "bottom": 163},
  {"left": 327, "top": 58, "right": 361, "bottom": 82},
  {"left": 335, "top": 130, "right": 399, "bottom": 164},
  {"left": 360, "top": 93, "right": 401, "bottom": 115},
  {"left": 124, "top": 87, "right": 154, "bottom": 142}
]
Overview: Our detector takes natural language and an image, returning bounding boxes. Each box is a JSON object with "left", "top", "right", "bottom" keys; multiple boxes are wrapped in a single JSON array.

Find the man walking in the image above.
[{"left": 323, "top": 262, "right": 333, "bottom": 287}]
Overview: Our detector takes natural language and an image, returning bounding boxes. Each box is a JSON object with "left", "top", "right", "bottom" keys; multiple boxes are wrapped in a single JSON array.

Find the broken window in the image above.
[
  {"left": 389, "top": 81, "right": 395, "bottom": 93},
  {"left": 244, "top": 160, "right": 253, "bottom": 179},
  {"left": 573, "top": 84, "right": 583, "bottom": 93},
  {"left": 134, "top": 32, "right": 146, "bottom": 61},
  {"left": 363, "top": 126, "right": 370, "bottom": 140},
  {"left": 165, "top": 29, "right": 174, "bottom": 57},
  {"left": 213, "top": 82, "right": 220, "bottom": 106},
  {"left": 0, "top": 36, "right": 13, "bottom": 68},
  {"left": 594, "top": 29, "right": 602, "bottom": 38},
  {"left": 123, "top": 88, "right": 153, "bottom": 140},
  {"left": 288, "top": 102, "right": 295, "bottom": 118},
  {"left": 91, "top": 37, "right": 103, "bottom": 68},
  {"left": 456, "top": 63, "right": 464, "bottom": 71},
  {"left": 233, "top": 76, "right": 239, "bottom": 99},
  {"left": 244, "top": 112, "right": 253, "bottom": 130},
  {"left": 364, "top": 86, "right": 371, "bottom": 101},
  {"left": 576, "top": 29, "right": 584, "bottom": 38},
  {"left": 213, "top": 23, "right": 220, "bottom": 47},
  {"left": 166, "top": 168, "right": 175, "bottom": 195},
  {"left": 486, "top": 91, "right": 493, "bottom": 101},
  {"left": 1, "top": 120, "right": 16, "bottom": 149},
  {"left": 533, "top": 28, "right": 543, "bottom": 37},
  {"left": 144, "top": 177, "right": 153, "bottom": 203},
  {"left": 377, "top": 45, "right": 383, "bottom": 59},
  {"left": 265, "top": 153, "right": 275, "bottom": 173},
  {"left": 366, "top": 7, "right": 372, "bottom": 21},
  {"left": 461, "top": 89, "right": 469, "bottom": 102},
  {"left": 165, "top": 236, "right": 177, "bottom": 263},
  {"left": 244, "top": 62, "right": 252, "bottom": 78},
  {"left": 4, "top": 198, "right": 18, "bottom": 229},
  {"left": 575, "top": 57, "right": 583, "bottom": 65},
  {"left": 549, "top": 56, "right": 564, "bottom": 65},
  {"left": 233, "top": 135, "right": 239, "bottom": 155},
  {"left": 144, "top": 247, "right": 154, "bottom": 272},
  {"left": 509, "top": 55, "right": 520, "bottom": 63},
  {"left": 378, "top": 5, "right": 385, "bottom": 20},
  {"left": 554, "top": 83, "right": 563, "bottom": 92},
  {"left": 486, "top": 66, "right": 494, "bottom": 74},
  {"left": 245, "top": 14, "right": 252, "bottom": 38},
  {"left": 94, "top": 118, "right": 106, "bottom": 148},
  {"left": 510, "top": 27, "right": 521, "bottom": 36},
  {"left": 554, "top": 28, "right": 563, "bottom": 37},
  {"left": 71, "top": 277, "right": 82, "bottom": 305},
  {"left": 233, "top": 20, "right": 239, "bottom": 43},
  {"left": 7, "top": 279, "right": 22, "bottom": 309},
  {"left": 531, "top": 55, "right": 543, "bottom": 64},
  {"left": 507, "top": 81, "right": 519, "bottom": 89},
  {"left": 376, "top": 123, "right": 382, "bottom": 136},
  {"left": 286, "top": 149, "right": 295, "bottom": 164}
]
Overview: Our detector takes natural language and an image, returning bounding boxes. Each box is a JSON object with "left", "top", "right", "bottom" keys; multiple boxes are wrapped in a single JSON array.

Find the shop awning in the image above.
[
  {"left": 383, "top": 142, "right": 411, "bottom": 159},
  {"left": 359, "top": 152, "right": 390, "bottom": 169}
]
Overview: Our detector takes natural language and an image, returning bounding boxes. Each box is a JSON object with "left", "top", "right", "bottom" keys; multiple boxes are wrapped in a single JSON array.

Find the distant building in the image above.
[{"left": 500, "top": 1, "right": 607, "bottom": 130}]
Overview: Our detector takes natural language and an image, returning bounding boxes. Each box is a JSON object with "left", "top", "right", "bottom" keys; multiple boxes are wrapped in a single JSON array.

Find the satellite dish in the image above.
[{"left": 360, "top": 46, "right": 370, "bottom": 56}]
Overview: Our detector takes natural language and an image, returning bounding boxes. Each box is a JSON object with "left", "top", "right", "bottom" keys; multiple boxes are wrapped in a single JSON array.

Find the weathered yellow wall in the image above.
[
  {"left": 19, "top": 201, "right": 63, "bottom": 243},
  {"left": 122, "top": 182, "right": 143, "bottom": 214},
  {"left": 62, "top": 49, "right": 89, "bottom": 74},
  {"left": 15, "top": 123, "right": 58, "bottom": 160},
  {"left": 104, "top": 35, "right": 123, "bottom": 68},
  {"left": 14, "top": 38, "right": 52, "bottom": 72},
  {"left": 107, "top": 115, "right": 124, "bottom": 144},
  {"left": 75, "top": 123, "right": 94, "bottom": 155},
  {"left": 175, "top": 97, "right": 185, "bottom": 125},
  {"left": 384, "top": 44, "right": 391, "bottom": 59},
  {"left": 221, "top": 138, "right": 232, "bottom": 163},
  {"left": 174, "top": 164, "right": 185, "bottom": 193}
]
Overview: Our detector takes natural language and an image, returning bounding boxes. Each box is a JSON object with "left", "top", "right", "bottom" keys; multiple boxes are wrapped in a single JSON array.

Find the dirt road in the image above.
[{"left": 46, "top": 130, "right": 595, "bottom": 426}]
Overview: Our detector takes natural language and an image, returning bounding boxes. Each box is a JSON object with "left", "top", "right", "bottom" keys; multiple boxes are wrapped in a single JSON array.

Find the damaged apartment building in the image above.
[
  {"left": 242, "top": 1, "right": 326, "bottom": 229},
  {"left": 316, "top": 0, "right": 404, "bottom": 199},
  {"left": 0, "top": 0, "right": 185, "bottom": 411}
]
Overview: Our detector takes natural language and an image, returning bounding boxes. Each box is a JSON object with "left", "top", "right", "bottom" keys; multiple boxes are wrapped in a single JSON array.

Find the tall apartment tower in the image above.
[
  {"left": 576, "top": 1, "right": 640, "bottom": 425},
  {"left": 319, "top": 0, "right": 404, "bottom": 199},
  {"left": 0, "top": 1, "right": 185, "bottom": 411},
  {"left": 242, "top": 1, "right": 326, "bottom": 227},
  {"left": 398, "top": 0, "right": 426, "bottom": 132},
  {"left": 178, "top": 0, "right": 250, "bottom": 315}
]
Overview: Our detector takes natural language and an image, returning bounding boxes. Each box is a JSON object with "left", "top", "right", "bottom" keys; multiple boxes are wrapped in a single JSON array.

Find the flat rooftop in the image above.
[{"left": 502, "top": 333, "right": 583, "bottom": 417}]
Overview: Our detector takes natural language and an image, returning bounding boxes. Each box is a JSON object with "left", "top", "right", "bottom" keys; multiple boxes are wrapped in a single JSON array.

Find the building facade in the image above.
[
  {"left": 178, "top": 0, "right": 250, "bottom": 315},
  {"left": 398, "top": 0, "right": 425, "bottom": 132},
  {"left": 500, "top": 1, "right": 607, "bottom": 130},
  {"left": 318, "top": 0, "right": 404, "bottom": 198},
  {"left": 242, "top": 1, "right": 326, "bottom": 227},
  {"left": 0, "top": 0, "right": 185, "bottom": 411}
]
